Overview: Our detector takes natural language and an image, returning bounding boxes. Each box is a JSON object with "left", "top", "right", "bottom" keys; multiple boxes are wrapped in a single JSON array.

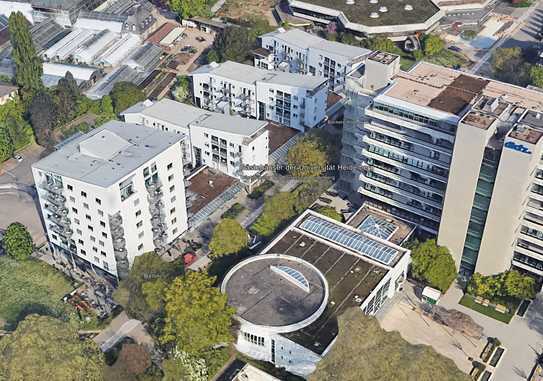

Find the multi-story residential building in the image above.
[
  {"left": 32, "top": 121, "right": 188, "bottom": 281},
  {"left": 340, "top": 51, "right": 543, "bottom": 282},
  {"left": 189, "top": 60, "right": 328, "bottom": 131},
  {"left": 255, "top": 28, "right": 371, "bottom": 91},
  {"left": 121, "top": 98, "right": 269, "bottom": 182}
]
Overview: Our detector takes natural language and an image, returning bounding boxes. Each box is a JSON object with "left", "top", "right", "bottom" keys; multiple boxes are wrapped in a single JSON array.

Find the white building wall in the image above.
[{"left": 0, "top": 1, "right": 34, "bottom": 23}]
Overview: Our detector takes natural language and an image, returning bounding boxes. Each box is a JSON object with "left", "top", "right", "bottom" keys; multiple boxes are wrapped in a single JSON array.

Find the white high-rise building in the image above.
[
  {"left": 341, "top": 51, "right": 543, "bottom": 282},
  {"left": 189, "top": 60, "right": 328, "bottom": 131},
  {"left": 256, "top": 28, "right": 371, "bottom": 91},
  {"left": 32, "top": 121, "right": 188, "bottom": 280}
]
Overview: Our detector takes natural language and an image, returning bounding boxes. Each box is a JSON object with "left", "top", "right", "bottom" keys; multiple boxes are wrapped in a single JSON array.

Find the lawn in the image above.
[
  {"left": 0, "top": 256, "right": 74, "bottom": 330},
  {"left": 459, "top": 294, "right": 518, "bottom": 324},
  {"left": 425, "top": 49, "right": 471, "bottom": 69}
]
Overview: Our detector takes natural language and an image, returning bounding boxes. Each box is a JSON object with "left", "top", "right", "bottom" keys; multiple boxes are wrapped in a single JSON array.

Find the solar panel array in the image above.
[
  {"left": 358, "top": 215, "right": 397, "bottom": 240},
  {"left": 271, "top": 265, "right": 310, "bottom": 293},
  {"left": 299, "top": 215, "right": 399, "bottom": 266}
]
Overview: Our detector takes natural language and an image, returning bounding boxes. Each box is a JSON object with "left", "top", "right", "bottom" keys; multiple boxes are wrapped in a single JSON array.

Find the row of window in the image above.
[{"left": 242, "top": 332, "right": 265, "bottom": 346}]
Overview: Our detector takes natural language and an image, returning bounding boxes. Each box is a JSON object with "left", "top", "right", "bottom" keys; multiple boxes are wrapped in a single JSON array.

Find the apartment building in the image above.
[
  {"left": 256, "top": 28, "right": 371, "bottom": 91},
  {"left": 189, "top": 60, "right": 328, "bottom": 131},
  {"left": 32, "top": 121, "right": 188, "bottom": 280},
  {"left": 121, "top": 98, "right": 269, "bottom": 182},
  {"left": 340, "top": 51, "right": 543, "bottom": 281}
]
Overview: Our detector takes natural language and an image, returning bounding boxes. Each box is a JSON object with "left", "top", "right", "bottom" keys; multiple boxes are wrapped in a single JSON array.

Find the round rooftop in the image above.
[{"left": 221, "top": 254, "right": 328, "bottom": 332}]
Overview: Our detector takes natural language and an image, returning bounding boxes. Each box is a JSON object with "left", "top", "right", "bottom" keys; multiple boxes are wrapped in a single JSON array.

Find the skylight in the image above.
[{"left": 271, "top": 265, "right": 310, "bottom": 293}]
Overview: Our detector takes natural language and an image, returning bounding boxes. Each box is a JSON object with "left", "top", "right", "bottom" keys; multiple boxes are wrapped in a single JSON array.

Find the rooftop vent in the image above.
[
  {"left": 379, "top": 6, "right": 388, "bottom": 12},
  {"left": 370, "top": 12, "right": 379, "bottom": 18},
  {"left": 404, "top": 4, "right": 413, "bottom": 10},
  {"left": 346, "top": 0, "right": 355, "bottom": 4},
  {"left": 369, "top": 0, "right": 378, "bottom": 4}
]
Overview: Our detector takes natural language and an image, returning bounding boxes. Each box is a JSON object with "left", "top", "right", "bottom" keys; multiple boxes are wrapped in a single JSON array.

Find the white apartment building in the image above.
[
  {"left": 340, "top": 51, "right": 543, "bottom": 283},
  {"left": 189, "top": 60, "right": 328, "bottom": 131},
  {"left": 32, "top": 121, "right": 188, "bottom": 280},
  {"left": 121, "top": 98, "right": 269, "bottom": 182},
  {"left": 256, "top": 28, "right": 371, "bottom": 91}
]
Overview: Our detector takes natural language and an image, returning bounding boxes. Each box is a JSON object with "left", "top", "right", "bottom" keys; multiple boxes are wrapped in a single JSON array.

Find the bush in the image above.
[
  {"left": 221, "top": 203, "right": 245, "bottom": 219},
  {"left": 247, "top": 179, "right": 274, "bottom": 199},
  {"left": 209, "top": 219, "right": 248, "bottom": 258},
  {"left": 2, "top": 222, "right": 33, "bottom": 260},
  {"left": 313, "top": 205, "right": 342, "bottom": 222},
  {"left": 467, "top": 270, "right": 536, "bottom": 300},
  {"left": 410, "top": 239, "right": 457, "bottom": 292}
]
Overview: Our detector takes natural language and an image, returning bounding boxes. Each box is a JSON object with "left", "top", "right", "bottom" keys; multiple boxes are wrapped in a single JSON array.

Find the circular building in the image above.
[{"left": 221, "top": 254, "right": 329, "bottom": 334}]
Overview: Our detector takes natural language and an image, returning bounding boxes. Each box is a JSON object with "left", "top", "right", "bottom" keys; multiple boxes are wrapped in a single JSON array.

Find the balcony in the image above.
[
  {"left": 109, "top": 212, "right": 129, "bottom": 279},
  {"left": 41, "top": 181, "right": 63, "bottom": 194},
  {"left": 45, "top": 203, "right": 68, "bottom": 216}
]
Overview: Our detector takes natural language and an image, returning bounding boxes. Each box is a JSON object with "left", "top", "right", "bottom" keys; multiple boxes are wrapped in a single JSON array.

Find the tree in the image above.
[
  {"left": 8, "top": 12, "right": 42, "bottom": 93},
  {"left": 530, "top": 65, "right": 543, "bottom": 88},
  {"left": 116, "top": 344, "right": 151, "bottom": 376},
  {"left": 422, "top": 34, "right": 444, "bottom": 56},
  {"left": 286, "top": 137, "right": 328, "bottom": 177},
  {"left": 55, "top": 72, "right": 80, "bottom": 125},
  {"left": 0, "top": 315, "right": 104, "bottom": 381},
  {"left": 0, "top": 99, "right": 34, "bottom": 152},
  {"left": 365, "top": 37, "right": 402, "bottom": 55},
  {"left": 161, "top": 271, "right": 235, "bottom": 354},
  {"left": 410, "top": 239, "right": 457, "bottom": 292},
  {"left": 112, "top": 251, "right": 183, "bottom": 321},
  {"left": 252, "top": 192, "right": 298, "bottom": 237},
  {"left": 313, "top": 206, "right": 342, "bottom": 222},
  {"left": 468, "top": 270, "right": 536, "bottom": 300},
  {"left": 110, "top": 81, "right": 145, "bottom": 114},
  {"left": 309, "top": 308, "right": 469, "bottom": 381},
  {"left": 491, "top": 47, "right": 530, "bottom": 86},
  {"left": 212, "top": 26, "right": 253, "bottom": 63},
  {"left": 168, "top": 0, "right": 209, "bottom": 19},
  {"left": 206, "top": 49, "right": 220, "bottom": 63},
  {"left": 100, "top": 95, "right": 114, "bottom": 116},
  {"left": 209, "top": 219, "right": 248, "bottom": 258},
  {"left": 28, "top": 90, "right": 57, "bottom": 147},
  {"left": 172, "top": 75, "right": 190, "bottom": 103},
  {"left": 0, "top": 125, "right": 14, "bottom": 162},
  {"left": 162, "top": 349, "right": 208, "bottom": 381},
  {"left": 504, "top": 270, "right": 536, "bottom": 299},
  {"left": 2, "top": 222, "right": 33, "bottom": 260}
]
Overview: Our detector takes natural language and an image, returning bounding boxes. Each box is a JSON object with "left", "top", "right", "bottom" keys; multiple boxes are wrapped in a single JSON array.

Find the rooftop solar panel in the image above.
[
  {"left": 358, "top": 215, "right": 397, "bottom": 240},
  {"left": 299, "top": 215, "right": 399, "bottom": 266}
]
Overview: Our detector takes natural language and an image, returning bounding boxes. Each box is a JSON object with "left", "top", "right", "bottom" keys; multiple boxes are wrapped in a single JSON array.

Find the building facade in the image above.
[
  {"left": 32, "top": 121, "right": 189, "bottom": 280},
  {"left": 256, "top": 28, "right": 371, "bottom": 91},
  {"left": 189, "top": 60, "right": 328, "bottom": 131},
  {"left": 121, "top": 98, "right": 270, "bottom": 182},
  {"left": 340, "top": 51, "right": 543, "bottom": 282}
]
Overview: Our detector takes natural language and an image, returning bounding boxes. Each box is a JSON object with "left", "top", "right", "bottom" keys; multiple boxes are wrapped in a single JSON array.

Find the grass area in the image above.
[
  {"left": 0, "top": 256, "right": 74, "bottom": 330},
  {"left": 425, "top": 49, "right": 471, "bottom": 69},
  {"left": 60, "top": 121, "right": 94, "bottom": 140},
  {"left": 459, "top": 294, "right": 518, "bottom": 324},
  {"left": 400, "top": 55, "right": 417, "bottom": 71},
  {"left": 221, "top": 203, "right": 245, "bottom": 219}
]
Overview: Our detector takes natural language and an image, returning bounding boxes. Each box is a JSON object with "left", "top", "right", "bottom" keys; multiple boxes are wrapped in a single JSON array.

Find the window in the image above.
[
  {"left": 204, "top": 133, "right": 209, "bottom": 138},
  {"left": 151, "top": 164, "right": 157, "bottom": 172},
  {"left": 78, "top": 239, "right": 84, "bottom": 245},
  {"left": 103, "top": 262, "right": 109, "bottom": 271},
  {"left": 94, "top": 256, "right": 100, "bottom": 262},
  {"left": 81, "top": 191, "right": 87, "bottom": 198},
  {"left": 93, "top": 247, "right": 98, "bottom": 252},
  {"left": 136, "top": 221, "right": 143, "bottom": 228},
  {"left": 86, "top": 214, "right": 91, "bottom": 221},
  {"left": 69, "top": 196, "right": 75, "bottom": 202},
  {"left": 173, "top": 228, "right": 178, "bottom": 235},
  {"left": 72, "top": 207, "right": 78, "bottom": 214},
  {"left": 90, "top": 236, "right": 96, "bottom": 242},
  {"left": 83, "top": 203, "right": 89, "bottom": 209},
  {"left": 170, "top": 207, "right": 176, "bottom": 215},
  {"left": 100, "top": 250, "right": 106, "bottom": 256},
  {"left": 134, "top": 198, "right": 140, "bottom": 206},
  {"left": 167, "top": 163, "right": 173, "bottom": 170},
  {"left": 172, "top": 217, "right": 177, "bottom": 224},
  {"left": 171, "top": 196, "right": 176, "bottom": 203},
  {"left": 98, "top": 210, "right": 104, "bottom": 217},
  {"left": 76, "top": 229, "right": 82, "bottom": 235},
  {"left": 88, "top": 225, "right": 93, "bottom": 232},
  {"left": 80, "top": 249, "right": 86, "bottom": 255},
  {"left": 168, "top": 174, "right": 174, "bottom": 182},
  {"left": 242, "top": 332, "right": 265, "bottom": 346},
  {"left": 102, "top": 232, "right": 107, "bottom": 238},
  {"left": 169, "top": 185, "right": 175, "bottom": 192},
  {"left": 135, "top": 210, "right": 142, "bottom": 217},
  {"left": 138, "top": 231, "right": 144, "bottom": 239},
  {"left": 74, "top": 218, "right": 80, "bottom": 225},
  {"left": 95, "top": 198, "right": 101, "bottom": 205},
  {"left": 138, "top": 243, "right": 144, "bottom": 251},
  {"left": 52, "top": 234, "right": 58, "bottom": 240},
  {"left": 99, "top": 240, "right": 104, "bottom": 247},
  {"left": 100, "top": 221, "right": 106, "bottom": 227},
  {"left": 67, "top": 184, "right": 73, "bottom": 191}
]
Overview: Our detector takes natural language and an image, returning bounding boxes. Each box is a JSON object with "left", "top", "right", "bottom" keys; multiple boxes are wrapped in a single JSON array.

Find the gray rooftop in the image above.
[
  {"left": 130, "top": 98, "right": 268, "bottom": 137},
  {"left": 223, "top": 255, "right": 326, "bottom": 327},
  {"left": 260, "top": 28, "right": 371, "bottom": 60},
  {"left": 32, "top": 121, "right": 184, "bottom": 188},
  {"left": 191, "top": 61, "right": 327, "bottom": 89}
]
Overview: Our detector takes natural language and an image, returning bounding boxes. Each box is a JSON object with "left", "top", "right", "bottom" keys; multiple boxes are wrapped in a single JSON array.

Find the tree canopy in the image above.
[
  {"left": 28, "top": 89, "right": 58, "bottom": 148},
  {"left": 161, "top": 271, "right": 235, "bottom": 354},
  {"left": 530, "top": 65, "right": 543, "bottom": 89},
  {"left": 104, "top": 343, "right": 152, "bottom": 381},
  {"left": 313, "top": 206, "right": 342, "bottom": 222},
  {"left": 286, "top": 136, "right": 328, "bottom": 177},
  {"left": 110, "top": 81, "right": 145, "bottom": 114},
  {"left": 422, "top": 34, "right": 445, "bottom": 56},
  {"left": 310, "top": 308, "right": 469, "bottom": 381},
  {"left": 168, "top": 0, "right": 209, "bottom": 19},
  {"left": 252, "top": 191, "right": 298, "bottom": 237},
  {"left": 468, "top": 270, "right": 536, "bottom": 300},
  {"left": 112, "top": 251, "right": 183, "bottom": 321},
  {"left": 209, "top": 218, "right": 248, "bottom": 258},
  {"left": 2, "top": 222, "right": 33, "bottom": 260},
  {"left": 410, "top": 239, "right": 457, "bottom": 292},
  {"left": 0, "top": 315, "right": 104, "bottom": 381},
  {"left": 55, "top": 72, "right": 81, "bottom": 125},
  {"left": 364, "top": 37, "right": 402, "bottom": 55},
  {"left": 0, "top": 98, "right": 34, "bottom": 162},
  {"left": 491, "top": 47, "right": 531, "bottom": 86},
  {"left": 8, "top": 11, "right": 42, "bottom": 93},
  {"left": 172, "top": 75, "right": 191, "bottom": 103}
]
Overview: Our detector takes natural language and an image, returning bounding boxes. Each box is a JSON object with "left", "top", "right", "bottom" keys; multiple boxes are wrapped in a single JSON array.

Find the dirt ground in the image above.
[{"left": 218, "top": 0, "right": 277, "bottom": 25}]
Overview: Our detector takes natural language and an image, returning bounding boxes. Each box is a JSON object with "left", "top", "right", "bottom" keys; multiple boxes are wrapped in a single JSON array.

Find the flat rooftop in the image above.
[
  {"left": 191, "top": 60, "right": 327, "bottom": 89},
  {"left": 223, "top": 255, "right": 326, "bottom": 327},
  {"left": 382, "top": 62, "right": 543, "bottom": 117},
  {"left": 266, "top": 122, "right": 299, "bottom": 154},
  {"left": 368, "top": 51, "right": 399, "bottom": 65},
  {"left": 289, "top": 0, "right": 440, "bottom": 27},
  {"left": 346, "top": 204, "right": 415, "bottom": 246},
  {"left": 33, "top": 121, "right": 184, "bottom": 188},
  {"left": 186, "top": 168, "right": 236, "bottom": 215},
  {"left": 462, "top": 111, "right": 496, "bottom": 130},
  {"left": 508, "top": 125, "right": 543, "bottom": 145}
]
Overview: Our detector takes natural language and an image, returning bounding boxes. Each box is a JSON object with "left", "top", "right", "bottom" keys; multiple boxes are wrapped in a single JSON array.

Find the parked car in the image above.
[
  {"left": 196, "top": 36, "right": 206, "bottom": 42},
  {"left": 448, "top": 45, "right": 462, "bottom": 53},
  {"left": 181, "top": 45, "right": 197, "bottom": 53},
  {"left": 14, "top": 154, "right": 23, "bottom": 162},
  {"left": 248, "top": 234, "right": 262, "bottom": 250}
]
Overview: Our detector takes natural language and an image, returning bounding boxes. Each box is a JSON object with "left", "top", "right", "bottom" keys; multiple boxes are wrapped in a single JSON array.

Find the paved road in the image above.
[{"left": 0, "top": 144, "right": 44, "bottom": 186}]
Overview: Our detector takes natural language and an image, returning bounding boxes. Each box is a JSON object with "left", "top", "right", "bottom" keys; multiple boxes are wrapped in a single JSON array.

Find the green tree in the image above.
[
  {"left": 491, "top": 47, "right": 530, "bottom": 85},
  {"left": 0, "top": 125, "right": 14, "bottom": 162},
  {"left": 313, "top": 205, "right": 342, "bottom": 221},
  {"left": 410, "top": 239, "right": 457, "bottom": 292},
  {"left": 530, "top": 65, "right": 543, "bottom": 88},
  {"left": 413, "top": 49, "right": 425, "bottom": 61},
  {"left": 28, "top": 90, "right": 57, "bottom": 147},
  {"left": 209, "top": 218, "right": 248, "bottom": 258},
  {"left": 252, "top": 192, "right": 298, "bottom": 237},
  {"left": 0, "top": 315, "right": 104, "bottom": 380},
  {"left": 112, "top": 251, "right": 183, "bottom": 321},
  {"left": 309, "top": 308, "right": 469, "bottom": 381},
  {"left": 504, "top": 270, "right": 536, "bottom": 299},
  {"left": 206, "top": 49, "right": 220, "bottom": 63},
  {"left": 365, "top": 37, "right": 402, "bottom": 55},
  {"left": 100, "top": 95, "right": 114, "bottom": 116},
  {"left": 55, "top": 72, "right": 81, "bottom": 125},
  {"left": 110, "top": 81, "right": 145, "bottom": 114},
  {"left": 286, "top": 137, "right": 328, "bottom": 177},
  {"left": 163, "top": 349, "right": 208, "bottom": 381},
  {"left": 161, "top": 272, "right": 235, "bottom": 354},
  {"left": 0, "top": 99, "right": 34, "bottom": 152},
  {"left": 2, "top": 222, "right": 33, "bottom": 260},
  {"left": 172, "top": 75, "right": 190, "bottom": 103},
  {"left": 168, "top": 0, "right": 209, "bottom": 19},
  {"left": 8, "top": 12, "right": 42, "bottom": 93},
  {"left": 422, "top": 34, "right": 444, "bottom": 56},
  {"left": 212, "top": 26, "right": 253, "bottom": 63}
]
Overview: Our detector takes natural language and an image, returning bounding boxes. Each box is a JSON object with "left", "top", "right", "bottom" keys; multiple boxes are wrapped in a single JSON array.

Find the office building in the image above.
[
  {"left": 121, "top": 98, "right": 269, "bottom": 182},
  {"left": 340, "top": 51, "right": 543, "bottom": 281},
  {"left": 190, "top": 60, "right": 328, "bottom": 131},
  {"left": 221, "top": 207, "right": 413, "bottom": 377},
  {"left": 32, "top": 121, "right": 188, "bottom": 280},
  {"left": 255, "top": 28, "right": 371, "bottom": 91}
]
